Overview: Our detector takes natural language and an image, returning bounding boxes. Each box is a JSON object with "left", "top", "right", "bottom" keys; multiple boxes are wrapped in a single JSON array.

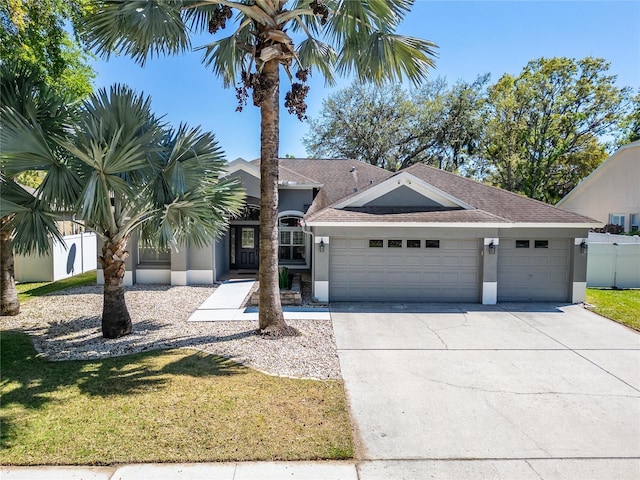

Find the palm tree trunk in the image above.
[
  {"left": 0, "top": 216, "right": 20, "bottom": 316},
  {"left": 99, "top": 237, "right": 132, "bottom": 338},
  {"left": 258, "top": 59, "right": 290, "bottom": 335}
]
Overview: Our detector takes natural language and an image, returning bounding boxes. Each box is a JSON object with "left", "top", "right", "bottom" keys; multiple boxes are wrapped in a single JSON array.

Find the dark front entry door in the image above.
[{"left": 237, "top": 226, "right": 259, "bottom": 269}]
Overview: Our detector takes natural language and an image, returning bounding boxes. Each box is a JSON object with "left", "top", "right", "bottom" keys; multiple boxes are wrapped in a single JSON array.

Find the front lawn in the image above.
[
  {"left": 585, "top": 288, "right": 640, "bottom": 331},
  {"left": 17, "top": 271, "right": 97, "bottom": 303},
  {"left": 0, "top": 331, "right": 353, "bottom": 465}
]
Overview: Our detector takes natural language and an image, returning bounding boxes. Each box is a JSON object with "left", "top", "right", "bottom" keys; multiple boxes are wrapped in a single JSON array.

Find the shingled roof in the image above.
[
  {"left": 302, "top": 162, "right": 598, "bottom": 225},
  {"left": 253, "top": 158, "right": 393, "bottom": 215}
]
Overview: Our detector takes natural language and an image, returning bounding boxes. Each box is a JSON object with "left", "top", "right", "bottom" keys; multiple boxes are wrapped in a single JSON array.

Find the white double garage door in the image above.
[{"left": 329, "top": 237, "right": 571, "bottom": 303}]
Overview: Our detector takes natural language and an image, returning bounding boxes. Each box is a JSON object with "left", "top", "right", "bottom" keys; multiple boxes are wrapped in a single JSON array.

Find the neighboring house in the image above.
[
  {"left": 557, "top": 140, "right": 640, "bottom": 233},
  {"left": 106, "top": 158, "right": 598, "bottom": 304}
]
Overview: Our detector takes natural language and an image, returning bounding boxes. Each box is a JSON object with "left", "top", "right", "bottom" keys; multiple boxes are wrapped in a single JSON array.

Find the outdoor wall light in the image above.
[
  {"left": 580, "top": 240, "right": 588, "bottom": 254},
  {"left": 319, "top": 239, "right": 325, "bottom": 252},
  {"left": 488, "top": 241, "right": 496, "bottom": 254}
]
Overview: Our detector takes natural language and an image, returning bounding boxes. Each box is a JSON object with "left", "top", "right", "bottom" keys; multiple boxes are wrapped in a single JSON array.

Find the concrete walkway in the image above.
[
  {"left": 1, "top": 461, "right": 358, "bottom": 480},
  {"left": 187, "top": 279, "right": 330, "bottom": 321}
]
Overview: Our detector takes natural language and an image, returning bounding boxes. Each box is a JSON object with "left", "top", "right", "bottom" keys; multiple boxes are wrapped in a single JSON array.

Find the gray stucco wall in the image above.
[
  {"left": 313, "top": 226, "right": 501, "bottom": 239},
  {"left": 188, "top": 242, "right": 214, "bottom": 271},
  {"left": 230, "top": 171, "right": 260, "bottom": 198},
  {"left": 279, "top": 189, "right": 314, "bottom": 214},
  {"left": 364, "top": 186, "right": 444, "bottom": 207}
]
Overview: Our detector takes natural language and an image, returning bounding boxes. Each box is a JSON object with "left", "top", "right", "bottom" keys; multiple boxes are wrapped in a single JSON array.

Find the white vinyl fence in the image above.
[
  {"left": 587, "top": 233, "right": 640, "bottom": 288},
  {"left": 15, "top": 232, "right": 97, "bottom": 283}
]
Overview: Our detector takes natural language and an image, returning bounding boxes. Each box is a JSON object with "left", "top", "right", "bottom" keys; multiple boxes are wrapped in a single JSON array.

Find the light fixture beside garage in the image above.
[
  {"left": 488, "top": 241, "right": 497, "bottom": 254},
  {"left": 580, "top": 240, "right": 588, "bottom": 254},
  {"left": 319, "top": 239, "right": 325, "bottom": 252}
]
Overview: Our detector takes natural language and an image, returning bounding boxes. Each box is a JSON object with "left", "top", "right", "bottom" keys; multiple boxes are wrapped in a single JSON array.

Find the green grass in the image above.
[
  {"left": 0, "top": 331, "right": 353, "bottom": 465},
  {"left": 586, "top": 288, "right": 640, "bottom": 331},
  {"left": 17, "top": 271, "right": 97, "bottom": 303}
]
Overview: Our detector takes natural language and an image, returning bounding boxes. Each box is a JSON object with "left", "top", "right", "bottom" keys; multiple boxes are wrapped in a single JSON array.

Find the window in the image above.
[
  {"left": 236, "top": 205, "right": 260, "bottom": 221},
  {"left": 138, "top": 246, "right": 170, "bottom": 265},
  {"left": 388, "top": 239, "right": 402, "bottom": 248},
  {"left": 369, "top": 239, "right": 383, "bottom": 248},
  {"left": 534, "top": 240, "right": 549, "bottom": 249},
  {"left": 278, "top": 215, "right": 306, "bottom": 264},
  {"left": 609, "top": 213, "right": 625, "bottom": 230},
  {"left": 241, "top": 228, "right": 255, "bottom": 248},
  {"left": 279, "top": 216, "right": 301, "bottom": 227},
  {"left": 516, "top": 240, "right": 530, "bottom": 248},
  {"left": 407, "top": 240, "right": 421, "bottom": 248},
  {"left": 425, "top": 240, "right": 440, "bottom": 248},
  {"left": 630, "top": 214, "right": 639, "bottom": 232}
]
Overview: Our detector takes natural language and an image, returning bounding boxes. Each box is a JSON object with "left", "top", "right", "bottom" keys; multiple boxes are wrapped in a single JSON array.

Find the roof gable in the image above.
[
  {"left": 334, "top": 171, "right": 473, "bottom": 210},
  {"left": 305, "top": 162, "right": 600, "bottom": 226},
  {"left": 557, "top": 140, "right": 640, "bottom": 208},
  {"left": 224, "top": 158, "right": 260, "bottom": 179}
]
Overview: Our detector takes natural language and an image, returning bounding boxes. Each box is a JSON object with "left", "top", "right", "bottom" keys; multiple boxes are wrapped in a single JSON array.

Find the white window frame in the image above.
[
  {"left": 277, "top": 211, "right": 309, "bottom": 268},
  {"left": 609, "top": 213, "right": 626, "bottom": 230},
  {"left": 630, "top": 213, "right": 639, "bottom": 232},
  {"left": 138, "top": 245, "right": 171, "bottom": 266}
]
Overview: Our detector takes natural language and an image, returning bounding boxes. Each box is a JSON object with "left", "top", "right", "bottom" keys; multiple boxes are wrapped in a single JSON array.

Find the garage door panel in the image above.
[
  {"left": 422, "top": 256, "right": 442, "bottom": 266},
  {"left": 385, "top": 271, "right": 406, "bottom": 283},
  {"left": 330, "top": 237, "right": 480, "bottom": 302},
  {"left": 367, "top": 256, "right": 385, "bottom": 266},
  {"left": 442, "top": 256, "right": 461, "bottom": 266},
  {"left": 386, "top": 255, "right": 405, "bottom": 267},
  {"left": 498, "top": 238, "right": 570, "bottom": 302},
  {"left": 404, "top": 272, "right": 422, "bottom": 282}
]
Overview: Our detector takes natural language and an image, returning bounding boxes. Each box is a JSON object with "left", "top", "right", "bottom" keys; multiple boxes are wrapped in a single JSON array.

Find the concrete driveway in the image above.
[{"left": 331, "top": 303, "right": 640, "bottom": 479}]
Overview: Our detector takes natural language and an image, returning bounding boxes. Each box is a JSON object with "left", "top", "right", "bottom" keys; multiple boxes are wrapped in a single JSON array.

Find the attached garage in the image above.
[
  {"left": 497, "top": 238, "right": 571, "bottom": 302},
  {"left": 329, "top": 237, "right": 481, "bottom": 302}
]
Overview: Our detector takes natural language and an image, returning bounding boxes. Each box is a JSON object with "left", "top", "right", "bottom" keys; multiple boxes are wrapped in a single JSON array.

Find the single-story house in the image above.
[
  {"left": 557, "top": 140, "right": 640, "bottom": 233},
  {"left": 106, "top": 158, "right": 599, "bottom": 304}
]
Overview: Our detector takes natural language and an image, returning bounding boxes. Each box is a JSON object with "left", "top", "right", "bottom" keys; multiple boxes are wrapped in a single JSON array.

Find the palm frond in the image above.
[
  {"left": 81, "top": 0, "right": 190, "bottom": 66},
  {"left": 296, "top": 38, "right": 337, "bottom": 86},
  {"left": 0, "top": 176, "right": 65, "bottom": 255},
  {"left": 0, "top": 106, "right": 61, "bottom": 173},
  {"left": 0, "top": 60, "right": 77, "bottom": 133},
  {"left": 159, "top": 124, "right": 227, "bottom": 196},
  {"left": 198, "top": 28, "right": 252, "bottom": 87},
  {"left": 337, "top": 33, "right": 437, "bottom": 86}
]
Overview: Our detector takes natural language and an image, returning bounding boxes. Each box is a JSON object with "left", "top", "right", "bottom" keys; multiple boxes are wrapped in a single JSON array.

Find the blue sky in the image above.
[{"left": 91, "top": 1, "right": 640, "bottom": 161}]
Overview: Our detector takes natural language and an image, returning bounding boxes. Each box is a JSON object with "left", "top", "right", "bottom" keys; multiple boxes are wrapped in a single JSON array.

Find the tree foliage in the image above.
[
  {"left": 305, "top": 75, "right": 488, "bottom": 173},
  {"left": 483, "top": 57, "right": 628, "bottom": 203},
  {"left": 0, "top": 0, "right": 95, "bottom": 100},
  {"left": 305, "top": 56, "right": 630, "bottom": 204},
  {"left": 1, "top": 73, "right": 245, "bottom": 331},
  {"left": 617, "top": 89, "right": 640, "bottom": 146},
  {"left": 304, "top": 81, "right": 426, "bottom": 171},
  {"left": 79, "top": 0, "right": 438, "bottom": 334}
]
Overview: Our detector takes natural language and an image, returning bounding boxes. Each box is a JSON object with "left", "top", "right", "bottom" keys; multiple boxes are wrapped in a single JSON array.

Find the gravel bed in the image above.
[{"left": 1, "top": 284, "right": 341, "bottom": 380}]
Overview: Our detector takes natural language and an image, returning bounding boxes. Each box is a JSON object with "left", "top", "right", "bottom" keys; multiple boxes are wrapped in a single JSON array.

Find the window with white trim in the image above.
[
  {"left": 278, "top": 215, "right": 306, "bottom": 264},
  {"left": 138, "top": 245, "right": 170, "bottom": 265},
  {"left": 630, "top": 214, "right": 639, "bottom": 232},
  {"left": 609, "top": 213, "right": 625, "bottom": 230}
]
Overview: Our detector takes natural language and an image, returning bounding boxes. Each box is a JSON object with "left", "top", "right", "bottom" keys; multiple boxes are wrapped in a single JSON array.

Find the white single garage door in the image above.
[
  {"left": 330, "top": 238, "right": 481, "bottom": 302},
  {"left": 497, "top": 238, "right": 570, "bottom": 302}
]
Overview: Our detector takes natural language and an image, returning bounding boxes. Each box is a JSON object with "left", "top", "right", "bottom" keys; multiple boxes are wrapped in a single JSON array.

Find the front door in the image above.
[{"left": 237, "top": 226, "right": 259, "bottom": 269}]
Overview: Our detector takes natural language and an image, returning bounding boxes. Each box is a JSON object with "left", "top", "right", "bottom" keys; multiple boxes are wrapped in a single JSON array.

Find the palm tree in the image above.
[
  {"left": 0, "top": 62, "right": 79, "bottom": 316},
  {"left": 1, "top": 83, "right": 244, "bottom": 337},
  {"left": 81, "top": 0, "right": 437, "bottom": 335}
]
